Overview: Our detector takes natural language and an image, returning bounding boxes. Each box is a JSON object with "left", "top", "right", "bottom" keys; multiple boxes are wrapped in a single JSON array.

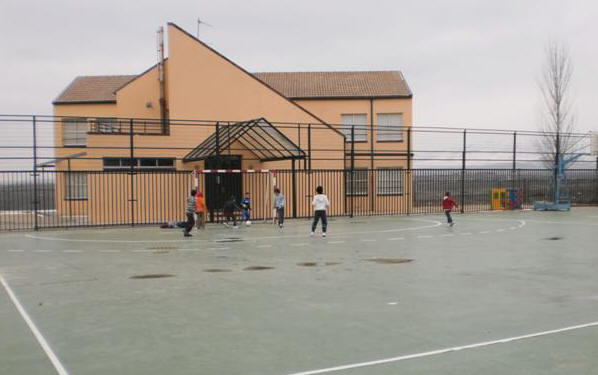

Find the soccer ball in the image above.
[{"left": 245, "top": 220, "right": 252, "bottom": 226}]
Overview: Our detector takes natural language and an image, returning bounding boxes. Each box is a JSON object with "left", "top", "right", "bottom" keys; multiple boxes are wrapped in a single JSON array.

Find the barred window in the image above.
[
  {"left": 103, "top": 157, "right": 175, "bottom": 171},
  {"left": 345, "top": 169, "right": 368, "bottom": 196},
  {"left": 64, "top": 172, "right": 87, "bottom": 200},
  {"left": 62, "top": 118, "right": 88, "bottom": 146},
  {"left": 377, "top": 168, "right": 403, "bottom": 195},
  {"left": 377, "top": 113, "right": 403, "bottom": 141},
  {"left": 341, "top": 114, "right": 367, "bottom": 142}
]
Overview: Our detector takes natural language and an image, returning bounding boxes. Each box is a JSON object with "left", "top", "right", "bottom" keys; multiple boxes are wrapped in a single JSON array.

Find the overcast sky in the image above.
[{"left": 1, "top": 0, "right": 597, "bottom": 167}]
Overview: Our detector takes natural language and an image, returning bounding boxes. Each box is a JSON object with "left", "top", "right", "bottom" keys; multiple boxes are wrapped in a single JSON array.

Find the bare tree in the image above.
[{"left": 537, "top": 41, "right": 579, "bottom": 168}]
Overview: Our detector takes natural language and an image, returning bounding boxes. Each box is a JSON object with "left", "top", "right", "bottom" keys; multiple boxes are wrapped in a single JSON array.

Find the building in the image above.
[{"left": 52, "top": 23, "right": 413, "bottom": 223}]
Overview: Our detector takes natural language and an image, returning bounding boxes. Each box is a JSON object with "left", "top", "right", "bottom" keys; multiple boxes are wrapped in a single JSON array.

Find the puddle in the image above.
[
  {"left": 297, "top": 262, "right": 342, "bottom": 267},
  {"left": 545, "top": 237, "right": 563, "bottom": 241},
  {"left": 130, "top": 274, "right": 174, "bottom": 279},
  {"left": 243, "top": 266, "right": 275, "bottom": 271},
  {"left": 297, "top": 262, "right": 318, "bottom": 267},
  {"left": 204, "top": 269, "right": 232, "bottom": 273},
  {"left": 365, "top": 258, "right": 413, "bottom": 264},
  {"left": 215, "top": 238, "right": 243, "bottom": 243}
]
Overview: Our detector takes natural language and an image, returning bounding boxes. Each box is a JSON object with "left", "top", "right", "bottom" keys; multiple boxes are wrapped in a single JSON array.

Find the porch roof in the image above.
[{"left": 183, "top": 118, "right": 306, "bottom": 163}]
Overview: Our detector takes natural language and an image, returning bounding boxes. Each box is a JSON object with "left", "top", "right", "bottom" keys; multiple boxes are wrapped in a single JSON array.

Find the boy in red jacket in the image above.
[{"left": 443, "top": 191, "right": 459, "bottom": 226}]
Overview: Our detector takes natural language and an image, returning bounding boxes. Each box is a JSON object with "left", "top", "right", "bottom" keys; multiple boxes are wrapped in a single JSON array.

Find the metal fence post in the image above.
[
  {"left": 512, "top": 131, "right": 517, "bottom": 170},
  {"left": 129, "top": 119, "right": 135, "bottom": 226},
  {"left": 460, "top": 129, "right": 466, "bottom": 213},
  {"left": 32, "top": 115, "right": 39, "bottom": 230},
  {"left": 350, "top": 125, "right": 355, "bottom": 218},
  {"left": 292, "top": 159, "right": 297, "bottom": 218},
  {"left": 307, "top": 124, "right": 312, "bottom": 170}
]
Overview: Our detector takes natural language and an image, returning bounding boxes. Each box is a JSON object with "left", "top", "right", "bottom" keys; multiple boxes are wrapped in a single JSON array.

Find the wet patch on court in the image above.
[
  {"left": 243, "top": 266, "right": 275, "bottom": 271},
  {"left": 203, "top": 269, "right": 232, "bottom": 273},
  {"left": 129, "top": 273, "right": 174, "bottom": 279},
  {"left": 214, "top": 238, "right": 243, "bottom": 243},
  {"left": 365, "top": 258, "right": 413, "bottom": 264},
  {"left": 297, "top": 261, "right": 342, "bottom": 267}
]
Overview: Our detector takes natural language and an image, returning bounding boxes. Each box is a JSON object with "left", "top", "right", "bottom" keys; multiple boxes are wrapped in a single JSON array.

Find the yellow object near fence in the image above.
[{"left": 491, "top": 188, "right": 507, "bottom": 210}]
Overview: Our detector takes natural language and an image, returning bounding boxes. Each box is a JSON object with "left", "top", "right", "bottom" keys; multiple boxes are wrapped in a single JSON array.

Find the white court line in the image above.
[
  {"left": 387, "top": 237, "right": 404, "bottom": 241},
  {"left": 291, "top": 243, "right": 309, "bottom": 247},
  {"left": 208, "top": 247, "right": 230, "bottom": 250},
  {"left": 8, "top": 249, "right": 25, "bottom": 253},
  {"left": 286, "top": 320, "right": 598, "bottom": 375},
  {"left": 24, "top": 219, "right": 443, "bottom": 244},
  {"left": 496, "top": 229, "right": 505, "bottom": 232},
  {"left": 0, "top": 273, "right": 70, "bottom": 375},
  {"left": 327, "top": 241, "right": 345, "bottom": 244},
  {"left": 132, "top": 250, "right": 153, "bottom": 253},
  {"left": 479, "top": 230, "right": 491, "bottom": 234},
  {"left": 62, "top": 250, "right": 82, "bottom": 253},
  {"left": 361, "top": 239, "right": 376, "bottom": 242},
  {"left": 417, "top": 235, "right": 433, "bottom": 239},
  {"left": 34, "top": 250, "right": 53, "bottom": 253},
  {"left": 525, "top": 219, "right": 598, "bottom": 226},
  {"left": 440, "top": 234, "right": 454, "bottom": 237},
  {"left": 256, "top": 245, "right": 273, "bottom": 248}
]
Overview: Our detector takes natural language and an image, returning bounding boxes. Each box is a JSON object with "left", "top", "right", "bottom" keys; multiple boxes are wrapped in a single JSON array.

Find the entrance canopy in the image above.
[{"left": 183, "top": 118, "right": 306, "bottom": 162}]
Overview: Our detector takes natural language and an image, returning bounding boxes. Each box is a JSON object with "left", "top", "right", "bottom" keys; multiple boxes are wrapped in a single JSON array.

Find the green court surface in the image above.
[{"left": 1, "top": 208, "right": 598, "bottom": 374}]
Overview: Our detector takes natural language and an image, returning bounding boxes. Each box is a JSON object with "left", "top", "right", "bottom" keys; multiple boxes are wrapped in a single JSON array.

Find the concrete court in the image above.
[{"left": 1, "top": 208, "right": 598, "bottom": 375}]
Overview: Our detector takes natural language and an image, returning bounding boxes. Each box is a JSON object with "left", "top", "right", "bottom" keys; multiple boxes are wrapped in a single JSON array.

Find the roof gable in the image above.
[{"left": 53, "top": 75, "right": 136, "bottom": 104}]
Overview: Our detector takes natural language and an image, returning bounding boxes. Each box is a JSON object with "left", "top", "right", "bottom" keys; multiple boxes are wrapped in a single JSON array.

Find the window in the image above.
[
  {"left": 102, "top": 157, "right": 175, "bottom": 171},
  {"left": 377, "top": 113, "right": 403, "bottom": 141},
  {"left": 62, "top": 118, "right": 88, "bottom": 146},
  {"left": 341, "top": 114, "right": 367, "bottom": 142},
  {"left": 377, "top": 168, "right": 403, "bottom": 195},
  {"left": 345, "top": 169, "right": 368, "bottom": 196},
  {"left": 96, "top": 118, "right": 119, "bottom": 133},
  {"left": 64, "top": 173, "right": 87, "bottom": 200}
]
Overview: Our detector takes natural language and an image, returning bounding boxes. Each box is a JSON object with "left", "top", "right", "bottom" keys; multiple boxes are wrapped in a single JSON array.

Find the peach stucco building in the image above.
[{"left": 52, "top": 23, "right": 413, "bottom": 223}]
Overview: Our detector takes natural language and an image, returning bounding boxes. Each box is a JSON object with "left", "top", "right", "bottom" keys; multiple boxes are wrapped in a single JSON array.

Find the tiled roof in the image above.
[
  {"left": 54, "top": 70, "right": 412, "bottom": 104},
  {"left": 253, "top": 71, "right": 412, "bottom": 99},
  {"left": 53, "top": 75, "right": 137, "bottom": 104}
]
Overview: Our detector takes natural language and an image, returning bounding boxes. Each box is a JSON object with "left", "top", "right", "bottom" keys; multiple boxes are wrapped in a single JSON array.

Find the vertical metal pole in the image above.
[
  {"left": 215, "top": 121, "right": 220, "bottom": 159},
  {"left": 369, "top": 99, "right": 374, "bottom": 214},
  {"left": 129, "top": 119, "right": 135, "bottom": 226},
  {"left": 32, "top": 115, "right": 39, "bottom": 230},
  {"left": 307, "top": 124, "right": 312, "bottom": 170},
  {"left": 291, "top": 159, "right": 297, "bottom": 219},
  {"left": 407, "top": 127, "right": 412, "bottom": 215},
  {"left": 407, "top": 127, "right": 412, "bottom": 170},
  {"left": 350, "top": 126, "right": 355, "bottom": 218},
  {"left": 67, "top": 158, "right": 72, "bottom": 220},
  {"left": 460, "top": 129, "right": 466, "bottom": 213},
  {"left": 512, "top": 131, "right": 517, "bottom": 170}
]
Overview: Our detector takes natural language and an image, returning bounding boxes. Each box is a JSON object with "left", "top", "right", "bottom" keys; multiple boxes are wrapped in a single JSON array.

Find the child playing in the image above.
[
  {"left": 222, "top": 195, "right": 239, "bottom": 228},
  {"left": 195, "top": 191, "right": 206, "bottom": 230},
  {"left": 240, "top": 193, "right": 251, "bottom": 223},
  {"left": 274, "top": 188, "right": 285, "bottom": 228},
  {"left": 183, "top": 189, "right": 196, "bottom": 237},
  {"left": 443, "top": 191, "right": 459, "bottom": 227},
  {"left": 311, "top": 186, "right": 330, "bottom": 237}
]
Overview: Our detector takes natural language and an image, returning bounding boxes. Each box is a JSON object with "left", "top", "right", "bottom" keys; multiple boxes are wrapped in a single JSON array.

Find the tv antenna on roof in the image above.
[{"left": 197, "top": 17, "right": 213, "bottom": 38}]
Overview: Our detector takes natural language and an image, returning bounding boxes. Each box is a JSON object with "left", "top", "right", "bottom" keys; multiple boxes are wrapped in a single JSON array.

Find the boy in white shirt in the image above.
[{"left": 311, "top": 185, "right": 330, "bottom": 237}]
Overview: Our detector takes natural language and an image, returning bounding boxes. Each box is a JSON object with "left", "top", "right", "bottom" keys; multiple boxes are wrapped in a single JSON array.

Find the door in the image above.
[{"left": 204, "top": 156, "right": 242, "bottom": 221}]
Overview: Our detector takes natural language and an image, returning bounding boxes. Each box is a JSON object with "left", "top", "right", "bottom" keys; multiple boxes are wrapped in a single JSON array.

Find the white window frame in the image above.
[
  {"left": 345, "top": 168, "right": 368, "bottom": 196},
  {"left": 96, "top": 117, "right": 119, "bottom": 133},
  {"left": 62, "top": 118, "right": 88, "bottom": 146},
  {"left": 103, "top": 157, "right": 175, "bottom": 171},
  {"left": 341, "top": 114, "right": 367, "bottom": 142},
  {"left": 377, "top": 113, "right": 404, "bottom": 142},
  {"left": 376, "top": 168, "right": 403, "bottom": 195},
  {"left": 63, "top": 172, "right": 87, "bottom": 200}
]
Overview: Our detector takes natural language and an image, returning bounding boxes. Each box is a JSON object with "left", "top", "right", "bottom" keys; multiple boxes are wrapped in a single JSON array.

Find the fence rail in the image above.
[{"left": 1, "top": 169, "right": 596, "bottom": 231}]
